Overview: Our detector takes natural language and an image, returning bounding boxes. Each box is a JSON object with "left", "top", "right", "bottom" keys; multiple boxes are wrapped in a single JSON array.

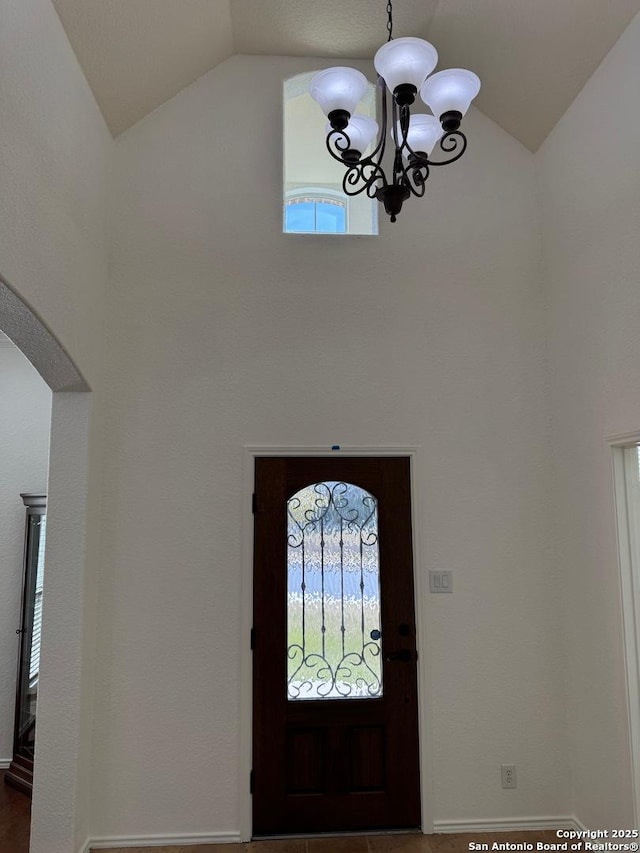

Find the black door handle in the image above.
[{"left": 385, "top": 649, "right": 413, "bottom": 663}]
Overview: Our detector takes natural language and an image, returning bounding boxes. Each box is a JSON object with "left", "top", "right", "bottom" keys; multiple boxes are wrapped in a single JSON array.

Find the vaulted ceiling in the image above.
[{"left": 52, "top": 0, "right": 640, "bottom": 151}]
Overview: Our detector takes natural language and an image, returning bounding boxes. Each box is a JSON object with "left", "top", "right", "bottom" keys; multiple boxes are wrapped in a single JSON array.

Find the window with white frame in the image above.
[
  {"left": 284, "top": 190, "right": 347, "bottom": 234},
  {"left": 29, "top": 515, "right": 46, "bottom": 685},
  {"left": 283, "top": 71, "right": 378, "bottom": 236}
]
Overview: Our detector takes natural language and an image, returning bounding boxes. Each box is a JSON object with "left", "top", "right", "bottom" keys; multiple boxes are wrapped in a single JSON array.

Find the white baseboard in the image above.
[
  {"left": 84, "top": 820, "right": 588, "bottom": 850},
  {"left": 432, "top": 816, "right": 584, "bottom": 834},
  {"left": 0, "top": 758, "right": 12, "bottom": 770},
  {"left": 88, "top": 830, "right": 241, "bottom": 848}
]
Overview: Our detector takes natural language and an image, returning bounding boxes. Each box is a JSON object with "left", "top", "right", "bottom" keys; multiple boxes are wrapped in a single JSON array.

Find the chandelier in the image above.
[{"left": 309, "top": 1, "right": 481, "bottom": 223}]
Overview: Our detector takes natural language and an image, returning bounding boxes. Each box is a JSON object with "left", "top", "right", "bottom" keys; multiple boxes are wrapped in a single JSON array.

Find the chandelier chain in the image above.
[{"left": 386, "top": 0, "right": 393, "bottom": 41}]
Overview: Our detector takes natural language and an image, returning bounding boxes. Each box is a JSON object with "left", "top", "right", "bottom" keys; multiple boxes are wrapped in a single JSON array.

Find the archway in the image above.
[{"left": 1, "top": 272, "right": 93, "bottom": 853}]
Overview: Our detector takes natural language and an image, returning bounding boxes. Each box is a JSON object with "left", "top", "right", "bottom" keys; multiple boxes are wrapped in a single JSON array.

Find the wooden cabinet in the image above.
[{"left": 4, "top": 494, "right": 47, "bottom": 796}]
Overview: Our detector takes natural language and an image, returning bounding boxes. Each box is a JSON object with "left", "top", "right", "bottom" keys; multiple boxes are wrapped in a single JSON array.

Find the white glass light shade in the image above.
[
  {"left": 327, "top": 116, "right": 379, "bottom": 154},
  {"left": 396, "top": 114, "right": 442, "bottom": 156},
  {"left": 374, "top": 37, "right": 438, "bottom": 94},
  {"left": 420, "top": 68, "right": 481, "bottom": 119},
  {"left": 310, "top": 67, "right": 369, "bottom": 117}
]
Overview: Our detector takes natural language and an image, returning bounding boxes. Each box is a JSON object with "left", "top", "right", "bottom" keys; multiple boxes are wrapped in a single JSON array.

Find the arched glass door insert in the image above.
[{"left": 287, "top": 481, "right": 382, "bottom": 700}]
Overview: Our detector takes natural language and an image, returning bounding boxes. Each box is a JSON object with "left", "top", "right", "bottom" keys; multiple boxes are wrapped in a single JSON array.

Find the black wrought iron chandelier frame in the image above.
[
  {"left": 322, "top": 0, "right": 469, "bottom": 223},
  {"left": 325, "top": 82, "right": 467, "bottom": 223}
]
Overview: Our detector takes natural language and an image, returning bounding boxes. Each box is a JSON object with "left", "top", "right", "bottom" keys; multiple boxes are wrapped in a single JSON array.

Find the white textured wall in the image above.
[
  {"left": 0, "top": 0, "right": 111, "bottom": 388},
  {"left": 92, "top": 54, "right": 568, "bottom": 840},
  {"left": 536, "top": 10, "right": 640, "bottom": 829},
  {"left": 0, "top": 340, "right": 51, "bottom": 763},
  {"left": 0, "top": 1, "right": 112, "bottom": 850}
]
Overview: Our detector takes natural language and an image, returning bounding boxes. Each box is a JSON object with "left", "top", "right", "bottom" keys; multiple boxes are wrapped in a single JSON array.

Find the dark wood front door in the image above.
[{"left": 252, "top": 456, "right": 421, "bottom": 836}]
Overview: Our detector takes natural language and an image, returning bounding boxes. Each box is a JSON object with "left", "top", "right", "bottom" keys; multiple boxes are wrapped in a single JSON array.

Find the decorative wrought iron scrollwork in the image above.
[
  {"left": 429, "top": 130, "right": 468, "bottom": 166},
  {"left": 322, "top": 70, "right": 469, "bottom": 222},
  {"left": 287, "top": 481, "right": 383, "bottom": 700}
]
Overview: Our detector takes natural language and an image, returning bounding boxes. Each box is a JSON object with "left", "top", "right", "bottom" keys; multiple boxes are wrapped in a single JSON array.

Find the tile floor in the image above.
[
  {"left": 0, "top": 778, "right": 564, "bottom": 853},
  {"left": 95, "top": 829, "right": 563, "bottom": 853}
]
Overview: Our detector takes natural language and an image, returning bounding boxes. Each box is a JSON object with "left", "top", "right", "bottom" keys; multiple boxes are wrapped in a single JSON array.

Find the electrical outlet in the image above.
[{"left": 501, "top": 764, "right": 517, "bottom": 788}]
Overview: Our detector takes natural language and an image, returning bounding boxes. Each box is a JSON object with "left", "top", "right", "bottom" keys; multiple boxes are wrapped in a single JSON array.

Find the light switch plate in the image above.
[{"left": 429, "top": 570, "right": 453, "bottom": 593}]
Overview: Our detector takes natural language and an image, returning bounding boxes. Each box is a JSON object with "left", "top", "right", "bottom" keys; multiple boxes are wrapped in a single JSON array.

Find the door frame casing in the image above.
[
  {"left": 239, "top": 445, "right": 433, "bottom": 841},
  {"left": 609, "top": 431, "right": 640, "bottom": 828}
]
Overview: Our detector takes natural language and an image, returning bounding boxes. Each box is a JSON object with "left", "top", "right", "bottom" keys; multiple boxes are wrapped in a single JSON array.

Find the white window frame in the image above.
[
  {"left": 284, "top": 187, "right": 349, "bottom": 234},
  {"left": 283, "top": 71, "right": 379, "bottom": 237}
]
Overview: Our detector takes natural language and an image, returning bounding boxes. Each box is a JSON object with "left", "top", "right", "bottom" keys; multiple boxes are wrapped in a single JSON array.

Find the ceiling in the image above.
[{"left": 51, "top": 0, "right": 640, "bottom": 150}]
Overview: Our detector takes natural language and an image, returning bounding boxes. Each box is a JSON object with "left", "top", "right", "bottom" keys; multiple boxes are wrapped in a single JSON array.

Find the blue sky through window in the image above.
[{"left": 285, "top": 199, "right": 346, "bottom": 234}]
